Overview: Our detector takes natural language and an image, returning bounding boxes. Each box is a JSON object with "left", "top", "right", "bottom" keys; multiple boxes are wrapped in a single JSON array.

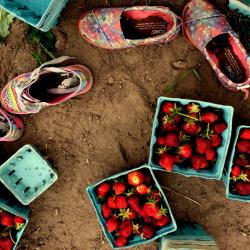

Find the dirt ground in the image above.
[{"left": 0, "top": 0, "right": 249, "bottom": 249}]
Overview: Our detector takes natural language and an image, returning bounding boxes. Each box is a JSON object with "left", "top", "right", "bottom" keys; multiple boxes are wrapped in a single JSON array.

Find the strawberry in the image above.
[
  {"left": 144, "top": 217, "right": 153, "bottom": 223},
  {"left": 159, "top": 154, "right": 175, "bottom": 171},
  {"left": 156, "top": 136, "right": 165, "bottom": 145},
  {"left": 107, "top": 196, "right": 116, "bottom": 209},
  {"left": 118, "top": 219, "right": 133, "bottom": 238},
  {"left": 154, "top": 215, "right": 171, "bottom": 227},
  {"left": 142, "top": 203, "right": 159, "bottom": 218},
  {"left": 128, "top": 171, "right": 144, "bottom": 186},
  {"left": 0, "top": 237, "right": 14, "bottom": 250},
  {"left": 174, "top": 155, "right": 182, "bottom": 164},
  {"left": 102, "top": 204, "right": 112, "bottom": 218},
  {"left": 196, "top": 137, "right": 211, "bottom": 154},
  {"left": 114, "top": 182, "right": 126, "bottom": 195},
  {"left": 136, "top": 184, "right": 149, "bottom": 195},
  {"left": 97, "top": 182, "right": 111, "bottom": 198},
  {"left": 178, "top": 144, "right": 192, "bottom": 159},
  {"left": 106, "top": 216, "right": 119, "bottom": 233},
  {"left": 231, "top": 166, "right": 241, "bottom": 177},
  {"left": 191, "top": 155, "right": 208, "bottom": 170},
  {"left": 205, "top": 148, "right": 216, "bottom": 161},
  {"left": 132, "top": 223, "right": 141, "bottom": 235},
  {"left": 173, "top": 115, "right": 181, "bottom": 123},
  {"left": 164, "top": 133, "right": 179, "bottom": 147},
  {"left": 161, "top": 115, "right": 177, "bottom": 132},
  {"left": 0, "top": 212, "right": 13, "bottom": 227},
  {"left": 235, "top": 156, "right": 248, "bottom": 167},
  {"left": 182, "top": 122, "right": 200, "bottom": 135},
  {"left": 240, "top": 129, "right": 250, "bottom": 140},
  {"left": 186, "top": 103, "right": 200, "bottom": 114},
  {"left": 119, "top": 208, "right": 136, "bottom": 220},
  {"left": 213, "top": 122, "right": 227, "bottom": 134},
  {"left": 128, "top": 195, "right": 141, "bottom": 213},
  {"left": 200, "top": 112, "right": 219, "bottom": 124},
  {"left": 114, "top": 196, "right": 127, "bottom": 209},
  {"left": 155, "top": 146, "right": 167, "bottom": 156},
  {"left": 211, "top": 134, "right": 221, "bottom": 148},
  {"left": 236, "top": 140, "right": 250, "bottom": 153},
  {"left": 149, "top": 189, "right": 161, "bottom": 204},
  {"left": 115, "top": 237, "right": 127, "bottom": 247},
  {"left": 144, "top": 174, "right": 152, "bottom": 185},
  {"left": 141, "top": 224, "right": 155, "bottom": 239},
  {"left": 13, "top": 216, "right": 25, "bottom": 225},
  {"left": 161, "top": 102, "right": 175, "bottom": 114},
  {"left": 235, "top": 182, "right": 250, "bottom": 196}
]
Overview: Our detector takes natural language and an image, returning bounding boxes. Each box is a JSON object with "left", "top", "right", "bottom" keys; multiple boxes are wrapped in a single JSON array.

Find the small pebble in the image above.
[
  {"left": 106, "top": 75, "right": 115, "bottom": 85},
  {"left": 54, "top": 207, "right": 59, "bottom": 216},
  {"left": 171, "top": 60, "right": 188, "bottom": 70}
]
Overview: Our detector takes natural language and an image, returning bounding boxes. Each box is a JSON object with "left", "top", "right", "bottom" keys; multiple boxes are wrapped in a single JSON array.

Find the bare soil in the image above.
[{"left": 0, "top": 0, "right": 249, "bottom": 250}]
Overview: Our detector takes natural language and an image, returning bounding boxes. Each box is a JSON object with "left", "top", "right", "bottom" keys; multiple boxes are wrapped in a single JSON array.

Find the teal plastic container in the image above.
[
  {"left": 86, "top": 165, "right": 177, "bottom": 249},
  {"left": 223, "top": 125, "right": 250, "bottom": 202},
  {"left": 0, "top": 194, "right": 30, "bottom": 249},
  {"left": 0, "top": 144, "right": 58, "bottom": 205},
  {"left": 0, "top": 0, "right": 68, "bottom": 31},
  {"left": 149, "top": 97, "right": 234, "bottom": 180},
  {"left": 160, "top": 223, "right": 218, "bottom": 250},
  {"left": 229, "top": 0, "right": 250, "bottom": 17}
]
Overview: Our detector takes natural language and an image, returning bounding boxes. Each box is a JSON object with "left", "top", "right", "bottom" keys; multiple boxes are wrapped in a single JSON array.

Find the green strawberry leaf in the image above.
[{"left": 0, "top": 8, "right": 14, "bottom": 40}]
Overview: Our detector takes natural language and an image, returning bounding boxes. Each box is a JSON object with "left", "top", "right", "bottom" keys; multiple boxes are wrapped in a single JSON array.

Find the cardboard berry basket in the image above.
[
  {"left": 0, "top": 194, "right": 30, "bottom": 249},
  {"left": 86, "top": 165, "right": 177, "bottom": 249},
  {"left": 223, "top": 125, "right": 250, "bottom": 202},
  {"left": 0, "top": 0, "right": 68, "bottom": 31},
  {"left": 0, "top": 145, "right": 58, "bottom": 205},
  {"left": 149, "top": 97, "right": 234, "bottom": 180}
]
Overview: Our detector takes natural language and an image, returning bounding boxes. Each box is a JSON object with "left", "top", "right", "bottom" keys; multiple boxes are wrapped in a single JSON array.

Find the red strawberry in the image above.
[
  {"left": 196, "top": 137, "right": 211, "bottom": 154},
  {"left": 102, "top": 204, "right": 112, "bottom": 219},
  {"left": 162, "top": 115, "right": 177, "bottom": 132},
  {"left": 200, "top": 112, "right": 219, "bottom": 124},
  {"left": 119, "top": 208, "right": 136, "bottom": 220},
  {"left": 115, "top": 237, "right": 127, "bottom": 247},
  {"left": 133, "top": 223, "right": 141, "bottom": 235},
  {"left": 159, "top": 154, "right": 175, "bottom": 171},
  {"left": 174, "top": 155, "right": 182, "bottom": 164},
  {"left": 231, "top": 166, "right": 241, "bottom": 177},
  {"left": 136, "top": 184, "right": 149, "bottom": 195},
  {"left": 128, "top": 195, "right": 141, "bottom": 213},
  {"left": 191, "top": 155, "right": 208, "bottom": 170},
  {"left": 186, "top": 103, "right": 200, "bottom": 114},
  {"left": 128, "top": 171, "right": 144, "bottom": 186},
  {"left": 211, "top": 134, "right": 222, "bottom": 148},
  {"left": 236, "top": 140, "right": 250, "bottom": 153},
  {"left": 144, "top": 174, "right": 152, "bottom": 185},
  {"left": 107, "top": 196, "right": 116, "bottom": 209},
  {"left": 141, "top": 225, "right": 155, "bottom": 239},
  {"left": 173, "top": 115, "right": 181, "bottom": 123},
  {"left": 0, "top": 212, "right": 13, "bottom": 227},
  {"left": 114, "top": 196, "right": 127, "bottom": 209},
  {"left": 182, "top": 122, "right": 200, "bottom": 135},
  {"left": 213, "top": 122, "right": 227, "bottom": 134},
  {"left": 154, "top": 215, "right": 171, "bottom": 227},
  {"left": 149, "top": 189, "right": 161, "bottom": 204},
  {"left": 164, "top": 133, "right": 179, "bottom": 147},
  {"left": 118, "top": 219, "right": 133, "bottom": 238},
  {"left": 142, "top": 203, "right": 159, "bottom": 218},
  {"left": 235, "top": 156, "right": 248, "bottom": 166},
  {"left": 97, "top": 182, "right": 111, "bottom": 198},
  {"left": 178, "top": 144, "right": 192, "bottom": 159},
  {"left": 144, "top": 217, "right": 153, "bottom": 223},
  {"left": 235, "top": 182, "right": 250, "bottom": 196},
  {"left": 114, "top": 182, "right": 126, "bottom": 195},
  {"left": 13, "top": 216, "right": 25, "bottom": 225},
  {"left": 162, "top": 102, "right": 175, "bottom": 113},
  {"left": 205, "top": 148, "right": 216, "bottom": 161},
  {"left": 106, "top": 216, "right": 119, "bottom": 233},
  {"left": 156, "top": 136, "right": 165, "bottom": 145},
  {"left": 0, "top": 237, "right": 14, "bottom": 250},
  {"left": 240, "top": 129, "right": 250, "bottom": 140}
]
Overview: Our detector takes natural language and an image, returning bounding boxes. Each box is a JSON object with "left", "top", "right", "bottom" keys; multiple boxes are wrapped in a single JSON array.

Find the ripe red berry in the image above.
[
  {"left": 161, "top": 102, "right": 175, "bottom": 113},
  {"left": 136, "top": 184, "right": 149, "bottom": 195},
  {"left": 156, "top": 136, "right": 165, "bottom": 145},
  {"left": 127, "top": 171, "right": 144, "bottom": 186},
  {"left": 231, "top": 166, "right": 241, "bottom": 177},
  {"left": 159, "top": 154, "right": 175, "bottom": 171},
  {"left": 106, "top": 216, "right": 119, "bottom": 233},
  {"left": 200, "top": 112, "right": 219, "bottom": 124},
  {"left": 97, "top": 182, "right": 111, "bottom": 198},
  {"left": 128, "top": 195, "right": 141, "bottom": 213},
  {"left": 205, "top": 148, "right": 216, "bottom": 161},
  {"left": 191, "top": 155, "right": 208, "bottom": 170},
  {"left": 154, "top": 215, "right": 171, "bottom": 227},
  {"left": 213, "top": 122, "right": 227, "bottom": 134},
  {"left": 211, "top": 134, "right": 222, "bottom": 148},
  {"left": 236, "top": 140, "right": 250, "bottom": 153},
  {"left": 13, "top": 216, "right": 25, "bottom": 225},
  {"left": 196, "top": 137, "right": 211, "bottom": 154},
  {"left": 118, "top": 219, "right": 133, "bottom": 238},
  {"left": 178, "top": 144, "right": 192, "bottom": 158},
  {"left": 0, "top": 212, "right": 13, "bottom": 227},
  {"left": 114, "top": 182, "right": 126, "bottom": 195},
  {"left": 102, "top": 204, "right": 112, "bottom": 219},
  {"left": 107, "top": 196, "right": 116, "bottom": 209},
  {"left": 182, "top": 122, "right": 200, "bottom": 135},
  {"left": 0, "top": 237, "right": 14, "bottom": 250},
  {"left": 114, "top": 196, "right": 128, "bottom": 209},
  {"left": 235, "top": 182, "right": 250, "bottom": 196},
  {"left": 240, "top": 129, "right": 250, "bottom": 140},
  {"left": 164, "top": 133, "right": 179, "bottom": 147},
  {"left": 115, "top": 237, "right": 127, "bottom": 247},
  {"left": 141, "top": 224, "right": 155, "bottom": 239},
  {"left": 186, "top": 103, "right": 200, "bottom": 114}
]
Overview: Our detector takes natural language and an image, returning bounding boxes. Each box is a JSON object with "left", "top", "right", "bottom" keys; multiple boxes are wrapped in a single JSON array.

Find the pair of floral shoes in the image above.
[{"left": 0, "top": 0, "right": 249, "bottom": 143}]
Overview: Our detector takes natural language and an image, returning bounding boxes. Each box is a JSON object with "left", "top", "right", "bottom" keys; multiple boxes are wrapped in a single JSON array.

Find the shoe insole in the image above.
[
  {"left": 0, "top": 116, "right": 9, "bottom": 137},
  {"left": 121, "top": 14, "right": 169, "bottom": 40},
  {"left": 206, "top": 34, "right": 247, "bottom": 83}
]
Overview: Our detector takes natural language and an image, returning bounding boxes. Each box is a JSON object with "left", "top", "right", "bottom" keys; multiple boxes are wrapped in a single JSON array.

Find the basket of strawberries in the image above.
[
  {"left": 86, "top": 165, "right": 177, "bottom": 249},
  {"left": 149, "top": 97, "right": 234, "bottom": 179},
  {"left": 224, "top": 125, "right": 250, "bottom": 202}
]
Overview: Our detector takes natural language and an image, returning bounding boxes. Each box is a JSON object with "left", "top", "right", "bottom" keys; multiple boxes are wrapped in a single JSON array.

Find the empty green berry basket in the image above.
[
  {"left": 0, "top": 144, "right": 58, "bottom": 205},
  {"left": 149, "top": 97, "right": 234, "bottom": 180},
  {"left": 0, "top": 192, "right": 30, "bottom": 249},
  {"left": 86, "top": 165, "right": 177, "bottom": 249},
  {"left": 222, "top": 125, "right": 250, "bottom": 202}
]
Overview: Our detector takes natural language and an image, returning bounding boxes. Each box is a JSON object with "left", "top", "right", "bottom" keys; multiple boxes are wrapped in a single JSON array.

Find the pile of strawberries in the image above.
[
  {"left": 96, "top": 169, "right": 171, "bottom": 247},
  {"left": 153, "top": 101, "right": 228, "bottom": 171},
  {"left": 0, "top": 209, "right": 25, "bottom": 250},
  {"left": 230, "top": 128, "right": 250, "bottom": 196}
]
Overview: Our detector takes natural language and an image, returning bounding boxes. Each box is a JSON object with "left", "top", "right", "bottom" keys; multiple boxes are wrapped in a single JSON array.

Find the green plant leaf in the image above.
[{"left": 0, "top": 8, "right": 14, "bottom": 40}]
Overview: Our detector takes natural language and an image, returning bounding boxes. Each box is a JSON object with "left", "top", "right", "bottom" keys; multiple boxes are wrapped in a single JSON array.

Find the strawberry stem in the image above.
[{"left": 177, "top": 111, "right": 198, "bottom": 121}]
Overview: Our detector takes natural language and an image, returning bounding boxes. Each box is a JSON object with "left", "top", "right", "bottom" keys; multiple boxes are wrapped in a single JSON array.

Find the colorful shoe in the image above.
[
  {"left": 78, "top": 6, "right": 182, "bottom": 49},
  {"left": 0, "top": 108, "right": 23, "bottom": 142},
  {"left": 1, "top": 56, "right": 93, "bottom": 114},
  {"left": 182, "top": 0, "right": 250, "bottom": 100}
]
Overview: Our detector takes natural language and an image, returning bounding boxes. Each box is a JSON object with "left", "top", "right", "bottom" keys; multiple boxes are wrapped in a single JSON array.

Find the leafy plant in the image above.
[{"left": 0, "top": 8, "right": 14, "bottom": 41}]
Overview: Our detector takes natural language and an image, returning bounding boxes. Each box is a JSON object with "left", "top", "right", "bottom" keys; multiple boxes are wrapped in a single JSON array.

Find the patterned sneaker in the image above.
[
  {"left": 182, "top": 0, "right": 250, "bottom": 100},
  {"left": 1, "top": 56, "right": 93, "bottom": 114},
  {"left": 0, "top": 108, "right": 23, "bottom": 141},
  {"left": 78, "top": 6, "right": 182, "bottom": 49}
]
